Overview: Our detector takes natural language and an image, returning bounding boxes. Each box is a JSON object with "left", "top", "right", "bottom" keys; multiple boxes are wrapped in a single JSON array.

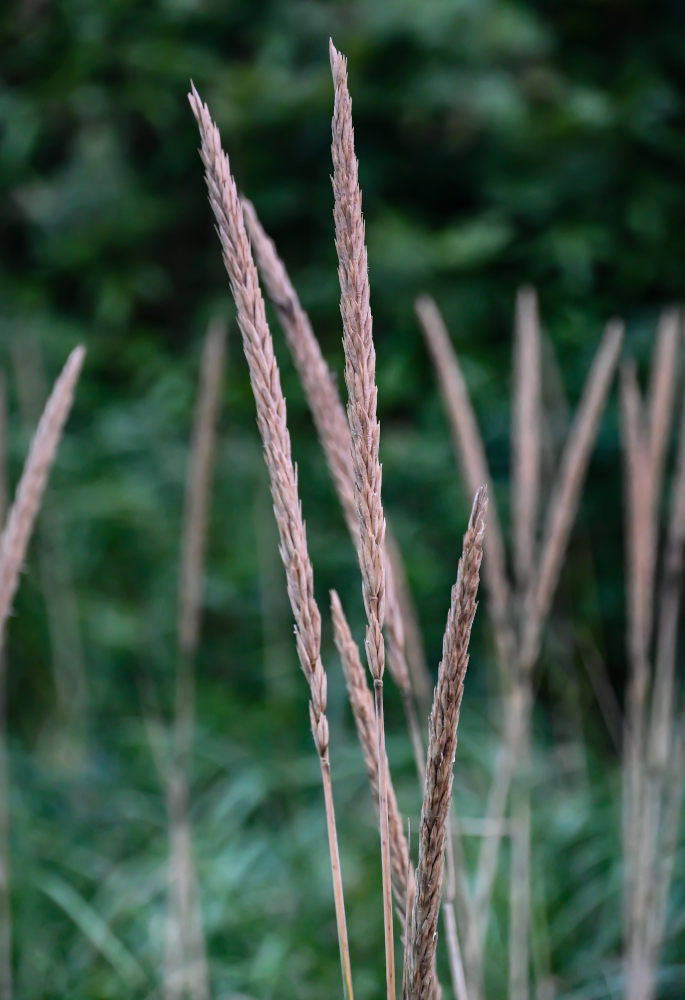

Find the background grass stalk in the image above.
[
  {"left": 512, "top": 287, "right": 541, "bottom": 591},
  {"left": 0, "top": 377, "right": 10, "bottom": 1000},
  {"left": 161, "top": 316, "right": 225, "bottom": 1000},
  {"left": 0, "top": 346, "right": 84, "bottom": 995},
  {"left": 416, "top": 296, "right": 513, "bottom": 673},
  {"left": 619, "top": 313, "right": 681, "bottom": 1000},
  {"left": 0, "top": 346, "right": 85, "bottom": 646},
  {"left": 9, "top": 336, "right": 87, "bottom": 734},
  {"left": 421, "top": 302, "right": 622, "bottom": 996}
]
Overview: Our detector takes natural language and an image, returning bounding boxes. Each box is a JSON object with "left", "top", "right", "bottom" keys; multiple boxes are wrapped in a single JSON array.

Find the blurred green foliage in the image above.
[{"left": 1, "top": 0, "right": 684, "bottom": 996}]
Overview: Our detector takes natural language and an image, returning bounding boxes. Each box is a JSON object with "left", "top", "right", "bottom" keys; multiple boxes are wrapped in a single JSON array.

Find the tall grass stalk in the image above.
[
  {"left": 189, "top": 85, "right": 354, "bottom": 1000},
  {"left": 0, "top": 345, "right": 84, "bottom": 998},
  {"left": 0, "top": 346, "right": 85, "bottom": 644},
  {"left": 406, "top": 486, "right": 486, "bottom": 1000},
  {"left": 619, "top": 311, "right": 682, "bottom": 1000},
  {"left": 329, "top": 40, "right": 394, "bottom": 998},
  {"left": 161, "top": 316, "right": 226, "bottom": 1000},
  {"left": 0, "top": 376, "right": 9, "bottom": 1000},
  {"left": 512, "top": 288, "right": 541, "bottom": 591},
  {"left": 9, "top": 336, "right": 87, "bottom": 728},
  {"left": 416, "top": 296, "right": 513, "bottom": 671}
]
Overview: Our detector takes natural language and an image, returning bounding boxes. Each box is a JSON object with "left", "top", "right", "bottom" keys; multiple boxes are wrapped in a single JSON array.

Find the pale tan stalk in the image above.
[
  {"left": 189, "top": 87, "right": 353, "bottom": 1000},
  {"left": 620, "top": 363, "right": 655, "bottom": 992},
  {"left": 163, "top": 771, "right": 210, "bottom": 1000},
  {"left": 629, "top": 320, "right": 683, "bottom": 1000},
  {"left": 329, "top": 40, "right": 393, "bottom": 999},
  {"left": 416, "top": 295, "right": 512, "bottom": 668},
  {"left": 621, "top": 363, "right": 652, "bottom": 687},
  {"left": 512, "top": 287, "right": 541, "bottom": 590},
  {"left": 175, "top": 316, "right": 227, "bottom": 767},
  {"left": 643, "top": 722, "right": 685, "bottom": 999},
  {"left": 10, "top": 336, "right": 87, "bottom": 722},
  {"left": 509, "top": 773, "right": 531, "bottom": 1000},
  {"left": 464, "top": 684, "right": 527, "bottom": 997},
  {"left": 522, "top": 320, "right": 623, "bottom": 668},
  {"left": 644, "top": 313, "right": 682, "bottom": 771},
  {"left": 242, "top": 196, "right": 429, "bottom": 765},
  {"left": 649, "top": 394, "right": 685, "bottom": 779},
  {"left": 443, "top": 825, "right": 470, "bottom": 1000},
  {"left": 163, "top": 318, "right": 226, "bottom": 1000},
  {"left": 402, "top": 842, "right": 416, "bottom": 1000},
  {"left": 0, "top": 376, "right": 10, "bottom": 1000},
  {"left": 443, "top": 901, "right": 469, "bottom": 1000},
  {"left": 178, "top": 317, "right": 227, "bottom": 663},
  {"left": 406, "top": 487, "right": 486, "bottom": 1000},
  {"left": 509, "top": 290, "right": 540, "bottom": 1000},
  {"left": 645, "top": 309, "right": 680, "bottom": 503},
  {"left": 0, "top": 346, "right": 85, "bottom": 647}
]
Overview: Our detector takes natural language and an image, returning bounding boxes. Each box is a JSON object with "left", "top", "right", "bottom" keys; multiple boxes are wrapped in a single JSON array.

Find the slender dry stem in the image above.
[
  {"left": 508, "top": 290, "right": 540, "bottom": 1000},
  {"left": 442, "top": 826, "right": 470, "bottom": 1000},
  {"left": 163, "top": 318, "right": 226, "bottom": 1000},
  {"left": 645, "top": 309, "right": 680, "bottom": 502},
  {"left": 406, "top": 487, "right": 486, "bottom": 1000},
  {"left": 416, "top": 295, "right": 512, "bottom": 669},
  {"left": 622, "top": 312, "right": 682, "bottom": 1000},
  {"left": 620, "top": 361, "right": 653, "bottom": 985},
  {"left": 163, "top": 770, "right": 210, "bottom": 1000},
  {"left": 189, "top": 86, "right": 353, "bottom": 1000},
  {"left": 523, "top": 319, "right": 623, "bottom": 668},
  {"left": 0, "top": 346, "right": 85, "bottom": 647},
  {"left": 512, "top": 287, "right": 541, "bottom": 590},
  {"left": 649, "top": 391, "right": 685, "bottom": 780},
  {"left": 465, "top": 686, "right": 525, "bottom": 993},
  {"left": 178, "top": 317, "right": 227, "bottom": 662},
  {"left": 0, "top": 376, "right": 10, "bottom": 1000},
  {"left": 509, "top": 778, "right": 531, "bottom": 1000},
  {"left": 643, "top": 723, "right": 685, "bottom": 997},
  {"left": 9, "top": 336, "right": 87, "bottom": 723}
]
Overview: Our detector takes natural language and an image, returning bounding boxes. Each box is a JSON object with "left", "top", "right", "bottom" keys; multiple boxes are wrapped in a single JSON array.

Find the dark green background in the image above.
[{"left": 0, "top": 1, "right": 683, "bottom": 996}]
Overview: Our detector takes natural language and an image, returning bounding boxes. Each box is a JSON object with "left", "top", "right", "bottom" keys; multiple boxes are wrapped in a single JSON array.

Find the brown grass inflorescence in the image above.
[
  {"left": 189, "top": 84, "right": 354, "bottom": 1000},
  {"left": 406, "top": 486, "right": 487, "bottom": 1000}
]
